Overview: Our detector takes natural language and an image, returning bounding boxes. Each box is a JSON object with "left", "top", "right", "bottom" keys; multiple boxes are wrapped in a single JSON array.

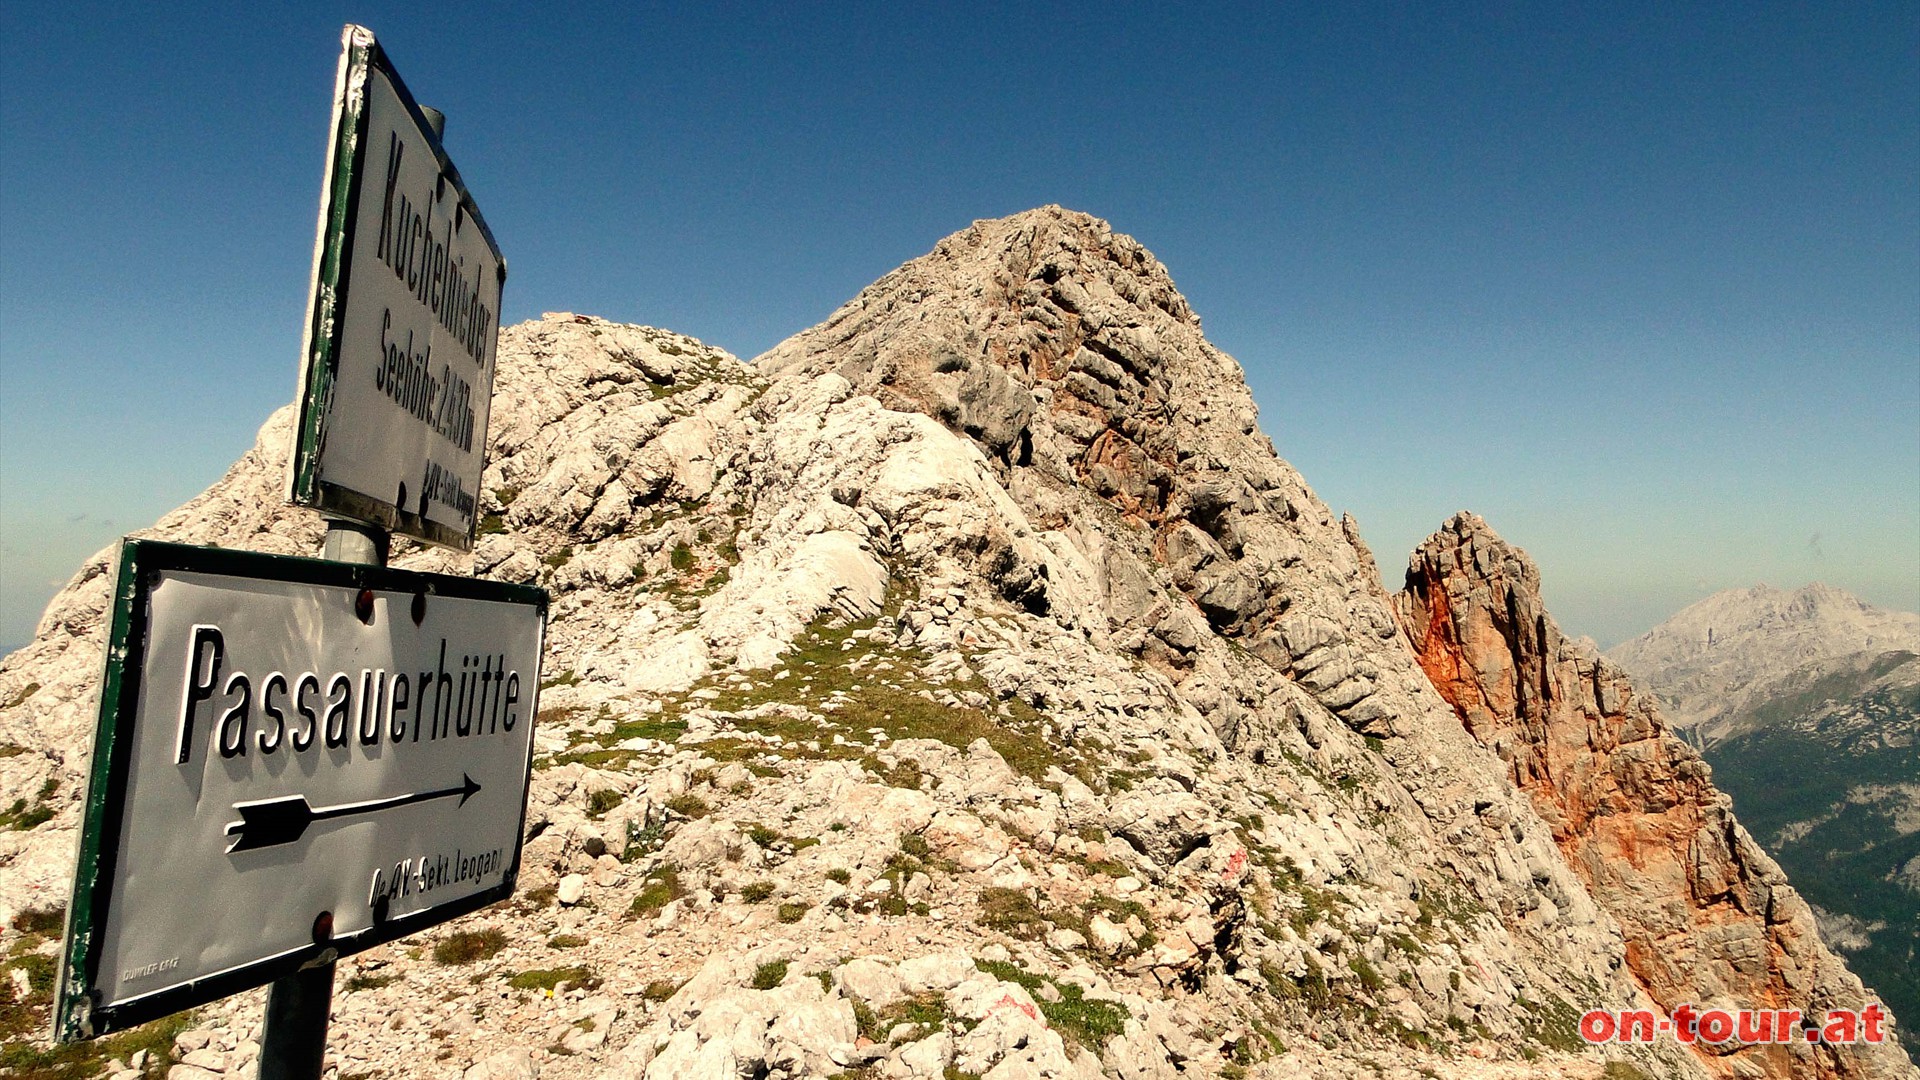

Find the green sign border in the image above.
[
  {"left": 288, "top": 25, "right": 507, "bottom": 553},
  {"left": 55, "top": 540, "right": 547, "bottom": 1041}
]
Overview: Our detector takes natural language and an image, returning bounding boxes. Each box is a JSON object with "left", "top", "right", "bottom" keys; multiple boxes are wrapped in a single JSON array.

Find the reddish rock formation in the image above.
[{"left": 1398, "top": 512, "right": 1914, "bottom": 1079}]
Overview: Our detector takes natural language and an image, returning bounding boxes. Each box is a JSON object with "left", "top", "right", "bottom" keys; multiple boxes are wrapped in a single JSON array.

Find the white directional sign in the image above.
[
  {"left": 56, "top": 541, "right": 546, "bottom": 1039},
  {"left": 289, "top": 25, "right": 506, "bottom": 550}
]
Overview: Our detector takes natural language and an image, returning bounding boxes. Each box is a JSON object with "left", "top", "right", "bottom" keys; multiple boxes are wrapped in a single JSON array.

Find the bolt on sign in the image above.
[
  {"left": 289, "top": 24, "right": 506, "bottom": 550},
  {"left": 54, "top": 541, "right": 546, "bottom": 1039}
]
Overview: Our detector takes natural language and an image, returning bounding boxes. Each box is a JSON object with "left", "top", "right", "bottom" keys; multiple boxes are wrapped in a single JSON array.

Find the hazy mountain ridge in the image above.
[
  {"left": 1607, "top": 583, "right": 1920, "bottom": 745},
  {"left": 0, "top": 209, "right": 1909, "bottom": 1079}
]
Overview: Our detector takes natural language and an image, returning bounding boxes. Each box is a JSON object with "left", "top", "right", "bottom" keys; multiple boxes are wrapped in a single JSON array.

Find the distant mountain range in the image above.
[
  {"left": 1609, "top": 582, "right": 1920, "bottom": 745},
  {"left": 1610, "top": 585, "right": 1920, "bottom": 1066}
]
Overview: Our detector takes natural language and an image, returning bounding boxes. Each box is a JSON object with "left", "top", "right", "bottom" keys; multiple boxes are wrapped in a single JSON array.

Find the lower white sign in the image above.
[{"left": 56, "top": 541, "right": 546, "bottom": 1039}]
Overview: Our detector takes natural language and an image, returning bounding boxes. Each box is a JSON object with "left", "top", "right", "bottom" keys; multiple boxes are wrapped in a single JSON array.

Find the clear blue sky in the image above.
[{"left": 3, "top": 2, "right": 1916, "bottom": 649}]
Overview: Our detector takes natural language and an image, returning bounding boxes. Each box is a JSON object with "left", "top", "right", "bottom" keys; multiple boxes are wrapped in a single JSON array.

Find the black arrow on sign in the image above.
[{"left": 224, "top": 774, "right": 481, "bottom": 853}]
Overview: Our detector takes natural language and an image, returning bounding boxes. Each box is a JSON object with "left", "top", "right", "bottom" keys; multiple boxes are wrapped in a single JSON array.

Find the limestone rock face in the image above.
[
  {"left": 0, "top": 210, "right": 1903, "bottom": 1078},
  {"left": 1399, "top": 511, "right": 1915, "bottom": 1079},
  {"left": 760, "top": 206, "right": 1424, "bottom": 740}
]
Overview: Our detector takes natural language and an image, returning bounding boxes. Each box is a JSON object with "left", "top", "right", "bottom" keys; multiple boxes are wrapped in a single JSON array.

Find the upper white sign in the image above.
[
  {"left": 289, "top": 25, "right": 506, "bottom": 550},
  {"left": 55, "top": 541, "right": 545, "bottom": 1040}
]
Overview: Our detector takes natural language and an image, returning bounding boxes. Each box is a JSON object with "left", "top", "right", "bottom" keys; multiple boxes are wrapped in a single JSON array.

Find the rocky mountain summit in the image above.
[
  {"left": 1607, "top": 584, "right": 1920, "bottom": 746},
  {"left": 1, "top": 207, "right": 1911, "bottom": 1079}
]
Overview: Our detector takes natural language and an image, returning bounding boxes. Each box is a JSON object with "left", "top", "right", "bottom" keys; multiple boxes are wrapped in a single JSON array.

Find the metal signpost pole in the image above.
[
  {"left": 264, "top": 101, "right": 438, "bottom": 1079},
  {"left": 260, "top": 521, "right": 382, "bottom": 1079},
  {"left": 258, "top": 960, "right": 335, "bottom": 1080},
  {"left": 267, "top": 94, "right": 453, "bottom": 1080}
]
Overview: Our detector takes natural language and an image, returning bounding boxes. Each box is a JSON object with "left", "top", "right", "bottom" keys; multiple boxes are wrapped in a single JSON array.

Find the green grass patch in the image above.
[
  {"left": 0, "top": 1007, "right": 198, "bottom": 1080},
  {"left": 750, "top": 959, "right": 789, "bottom": 990},
  {"left": 665, "top": 794, "right": 710, "bottom": 819},
  {"left": 10, "top": 906, "right": 63, "bottom": 939},
  {"left": 1516, "top": 993, "right": 1584, "bottom": 1054},
  {"left": 1260, "top": 960, "right": 1332, "bottom": 1009},
  {"left": 549, "top": 748, "right": 639, "bottom": 771},
  {"left": 1, "top": 779, "right": 59, "bottom": 831},
  {"left": 0, "top": 911, "right": 167, "bottom": 1060},
  {"left": 1073, "top": 853, "right": 1130, "bottom": 878},
  {"left": 8, "top": 954, "right": 54, "bottom": 998},
  {"left": 611, "top": 716, "right": 688, "bottom": 743},
  {"left": 433, "top": 928, "right": 508, "bottom": 965},
  {"left": 1273, "top": 865, "right": 1345, "bottom": 936},
  {"left": 973, "top": 960, "right": 1128, "bottom": 1050},
  {"left": 1385, "top": 931, "right": 1426, "bottom": 958},
  {"left": 630, "top": 868, "right": 686, "bottom": 917},
  {"left": 1085, "top": 893, "right": 1153, "bottom": 930},
  {"left": 862, "top": 754, "right": 924, "bottom": 790},
  {"left": 850, "top": 990, "right": 955, "bottom": 1043},
  {"left": 509, "top": 966, "right": 600, "bottom": 992},
  {"left": 1347, "top": 955, "right": 1384, "bottom": 994},
  {"left": 848, "top": 993, "right": 883, "bottom": 1041},
  {"left": 977, "top": 887, "right": 1051, "bottom": 941},
  {"left": 514, "top": 884, "right": 558, "bottom": 913},
  {"left": 648, "top": 612, "right": 1076, "bottom": 784}
]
